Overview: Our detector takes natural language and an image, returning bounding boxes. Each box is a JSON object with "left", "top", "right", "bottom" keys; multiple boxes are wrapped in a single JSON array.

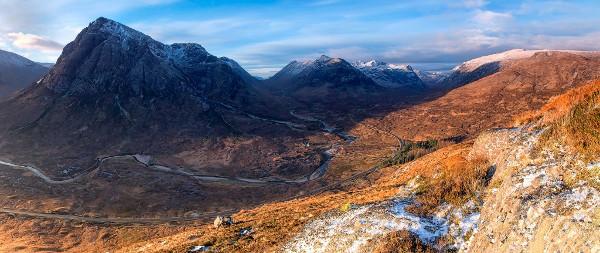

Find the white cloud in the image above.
[
  {"left": 6, "top": 32, "right": 64, "bottom": 52},
  {"left": 462, "top": 0, "right": 487, "bottom": 8},
  {"left": 0, "top": 36, "right": 7, "bottom": 48},
  {"left": 471, "top": 9, "right": 513, "bottom": 32}
]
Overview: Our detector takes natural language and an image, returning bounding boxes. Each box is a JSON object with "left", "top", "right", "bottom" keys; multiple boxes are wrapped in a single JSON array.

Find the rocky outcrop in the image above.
[{"left": 466, "top": 129, "right": 599, "bottom": 253}]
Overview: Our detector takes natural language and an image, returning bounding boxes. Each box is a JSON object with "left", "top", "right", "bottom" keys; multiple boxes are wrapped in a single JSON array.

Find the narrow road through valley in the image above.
[
  {"left": 0, "top": 208, "right": 234, "bottom": 225},
  {"left": 0, "top": 106, "right": 408, "bottom": 225}
]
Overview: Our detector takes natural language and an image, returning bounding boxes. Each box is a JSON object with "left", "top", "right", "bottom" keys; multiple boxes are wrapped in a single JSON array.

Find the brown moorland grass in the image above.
[
  {"left": 515, "top": 80, "right": 600, "bottom": 161},
  {"left": 370, "top": 230, "right": 436, "bottom": 253},
  {"left": 514, "top": 80, "right": 600, "bottom": 190},
  {"left": 407, "top": 155, "right": 490, "bottom": 216},
  {"left": 116, "top": 143, "right": 478, "bottom": 252},
  {"left": 514, "top": 80, "right": 600, "bottom": 125},
  {"left": 4, "top": 142, "right": 488, "bottom": 252}
]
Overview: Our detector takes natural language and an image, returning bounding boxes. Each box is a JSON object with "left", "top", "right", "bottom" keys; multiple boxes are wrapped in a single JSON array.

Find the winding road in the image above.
[
  {"left": 0, "top": 106, "right": 406, "bottom": 225},
  {"left": 0, "top": 107, "right": 354, "bottom": 186}
]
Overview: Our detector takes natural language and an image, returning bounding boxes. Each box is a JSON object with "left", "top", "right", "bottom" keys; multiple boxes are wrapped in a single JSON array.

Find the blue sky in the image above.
[{"left": 1, "top": 0, "right": 600, "bottom": 77}]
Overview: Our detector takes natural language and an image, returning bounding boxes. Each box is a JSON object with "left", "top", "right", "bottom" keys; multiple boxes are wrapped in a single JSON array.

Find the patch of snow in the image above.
[
  {"left": 566, "top": 187, "right": 590, "bottom": 204},
  {"left": 449, "top": 211, "right": 480, "bottom": 250},
  {"left": 587, "top": 161, "right": 600, "bottom": 170},
  {"left": 454, "top": 49, "right": 538, "bottom": 72},
  {"left": 133, "top": 154, "right": 152, "bottom": 166},
  {"left": 283, "top": 198, "right": 481, "bottom": 253},
  {"left": 389, "top": 200, "right": 449, "bottom": 243},
  {"left": 188, "top": 245, "right": 210, "bottom": 252},
  {"left": 353, "top": 60, "right": 423, "bottom": 88}
]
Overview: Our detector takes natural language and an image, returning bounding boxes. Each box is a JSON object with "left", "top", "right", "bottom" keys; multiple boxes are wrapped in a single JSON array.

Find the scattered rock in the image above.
[{"left": 213, "top": 216, "right": 233, "bottom": 228}]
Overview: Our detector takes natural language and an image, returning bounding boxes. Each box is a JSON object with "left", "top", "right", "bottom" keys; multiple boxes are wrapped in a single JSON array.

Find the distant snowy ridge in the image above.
[
  {"left": 271, "top": 55, "right": 348, "bottom": 81},
  {"left": 454, "top": 49, "right": 600, "bottom": 72},
  {"left": 354, "top": 60, "right": 413, "bottom": 71},
  {"left": 0, "top": 49, "right": 49, "bottom": 98},
  {"left": 0, "top": 49, "right": 41, "bottom": 67},
  {"left": 353, "top": 60, "right": 425, "bottom": 89},
  {"left": 415, "top": 70, "right": 450, "bottom": 86}
]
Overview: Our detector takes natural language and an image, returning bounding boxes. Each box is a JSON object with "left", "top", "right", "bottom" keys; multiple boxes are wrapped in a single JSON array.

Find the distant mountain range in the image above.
[
  {"left": 265, "top": 55, "right": 382, "bottom": 104},
  {"left": 0, "top": 50, "right": 49, "bottom": 98},
  {"left": 1, "top": 17, "right": 597, "bottom": 175},
  {"left": 2, "top": 17, "right": 600, "bottom": 253},
  {"left": 352, "top": 60, "right": 425, "bottom": 89}
]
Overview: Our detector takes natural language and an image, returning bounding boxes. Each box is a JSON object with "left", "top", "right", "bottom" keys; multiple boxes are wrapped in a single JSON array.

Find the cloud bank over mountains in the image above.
[{"left": 0, "top": 0, "right": 599, "bottom": 76}]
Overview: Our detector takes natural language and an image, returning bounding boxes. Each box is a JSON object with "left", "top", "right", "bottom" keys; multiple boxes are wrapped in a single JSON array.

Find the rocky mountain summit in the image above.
[
  {"left": 270, "top": 55, "right": 379, "bottom": 90},
  {"left": 0, "top": 49, "right": 49, "bottom": 98},
  {"left": 0, "top": 17, "right": 277, "bottom": 178},
  {"left": 265, "top": 55, "right": 383, "bottom": 106},
  {"left": 353, "top": 60, "right": 425, "bottom": 89},
  {"left": 41, "top": 17, "right": 251, "bottom": 103}
]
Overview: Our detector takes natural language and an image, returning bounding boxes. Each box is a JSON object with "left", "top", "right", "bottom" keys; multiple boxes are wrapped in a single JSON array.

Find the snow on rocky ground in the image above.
[
  {"left": 284, "top": 125, "right": 599, "bottom": 253},
  {"left": 454, "top": 49, "right": 539, "bottom": 72},
  {"left": 283, "top": 181, "right": 481, "bottom": 253}
]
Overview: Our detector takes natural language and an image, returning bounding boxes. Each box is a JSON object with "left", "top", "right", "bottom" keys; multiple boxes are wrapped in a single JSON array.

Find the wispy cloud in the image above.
[
  {"left": 462, "top": 0, "right": 487, "bottom": 8},
  {"left": 7, "top": 32, "right": 63, "bottom": 52},
  {"left": 472, "top": 10, "right": 513, "bottom": 31}
]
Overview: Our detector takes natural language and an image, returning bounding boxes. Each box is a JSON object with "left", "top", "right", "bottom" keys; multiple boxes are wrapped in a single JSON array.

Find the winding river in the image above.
[{"left": 0, "top": 106, "right": 356, "bottom": 185}]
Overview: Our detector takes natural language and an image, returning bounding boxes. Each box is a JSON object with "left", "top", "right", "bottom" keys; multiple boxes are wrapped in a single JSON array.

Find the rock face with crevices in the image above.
[
  {"left": 466, "top": 129, "right": 600, "bottom": 253},
  {"left": 43, "top": 17, "right": 250, "bottom": 102}
]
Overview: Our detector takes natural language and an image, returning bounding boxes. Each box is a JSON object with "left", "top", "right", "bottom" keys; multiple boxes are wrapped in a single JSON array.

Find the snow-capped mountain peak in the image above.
[
  {"left": 354, "top": 60, "right": 412, "bottom": 71},
  {"left": 454, "top": 49, "right": 539, "bottom": 72},
  {"left": 353, "top": 60, "right": 424, "bottom": 89},
  {"left": 90, "top": 17, "right": 152, "bottom": 43}
]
